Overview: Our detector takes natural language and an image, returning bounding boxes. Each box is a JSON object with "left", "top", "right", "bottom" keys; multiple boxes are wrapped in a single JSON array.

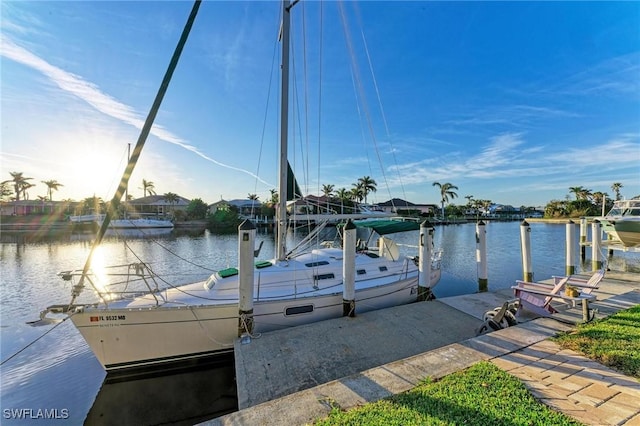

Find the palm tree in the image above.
[
  {"left": 611, "top": 182, "right": 623, "bottom": 201},
  {"left": 568, "top": 186, "right": 592, "bottom": 201},
  {"left": 357, "top": 176, "right": 377, "bottom": 205},
  {"left": 82, "top": 196, "right": 104, "bottom": 215},
  {"left": 350, "top": 184, "right": 364, "bottom": 206},
  {"left": 42, "top": 179, "right": 63, "bottom": 201},
  {"left": 322, "top": 184, "right": 334, "bottom": 213},
  {"left": 432, "top": 181, "right": 458, "bottom": 218},
  {"left": 568, "top": 186, "right": 584, "bottom": 200},
  {"left": 37, "top": 195, "right": 48, "bottom": 213},
  {"left": 269, "top": 189, "right": 279, "bottom": 206},
  {"left": 592, "top": 191, "right": 608, "bottom": 214},
  {"left": 141, "top": 179, "right": 156, "bottom": 197},
  {"left": 3, "top": 171, "right": 34, "bottom": 201},
  {"left": 164, "top": 192, "right": 178, "bottom": 217},
  {"left": 335, "top": 188, "right": 350, "bottom": 214},
  {"left": 248, "top": 193, "right": 259, "bottom": 200},
  {"left": 21, "top": 182, "right": 35, "bottom": 200}
]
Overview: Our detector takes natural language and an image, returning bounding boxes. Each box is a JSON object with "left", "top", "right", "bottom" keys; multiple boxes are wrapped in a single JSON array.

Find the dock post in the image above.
[
  {"left": 418, "top": 220, "right": 434, "bottom": 301},
  {"left": 476, "top": 220, "right": 488, "bottom": 292},
  {"left": 238, "top": 219, "right": 256, "bottom": 337},
  {"left": 565, "top": 220, "right": 576, "bottom": 276},
  {"left": 342, "top": 219, "right": 356, "bottom": 317},
  {"left": 591, "top": 220, "right": 603, "bottom": 271},
  {"left": 520, "top": 220, "right": 533, "bottom": 282},
  {"left": 579, "top": 217, "right": 587, "bottom": 260}
]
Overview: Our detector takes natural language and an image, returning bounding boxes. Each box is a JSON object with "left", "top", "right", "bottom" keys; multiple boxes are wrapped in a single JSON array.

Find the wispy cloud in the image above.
[
  {"left": 388, "top": 131, "right": 639, "bottom": 190},
  {"left": 0, "top": 35, "right": 271, "bottom": 186},
  {"left": 556, "top": 52, "right": 640, "bottom": 98},
  {"left": 446, "top": 104, "right": 580, "bottom": 128}
]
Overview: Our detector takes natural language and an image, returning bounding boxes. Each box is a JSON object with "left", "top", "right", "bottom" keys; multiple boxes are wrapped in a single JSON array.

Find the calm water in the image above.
[{"left": 1, "top": 221, "right": 638, "bottom": 425}]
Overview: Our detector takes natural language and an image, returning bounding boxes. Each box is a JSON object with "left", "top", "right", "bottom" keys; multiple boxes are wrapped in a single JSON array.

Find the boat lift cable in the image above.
[{"left": 68, "top": 0, "right": 201, "bottom": 308}]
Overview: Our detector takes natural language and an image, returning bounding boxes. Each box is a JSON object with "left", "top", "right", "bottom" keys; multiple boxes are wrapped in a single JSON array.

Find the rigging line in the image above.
[
  {"left": 337, "top": 1, "right": 391, "bottom": 207},
  {"left": 1, "top": 315, "right": 72, "bottom": 367},
  {"left": 253, "top": 9, "right": 281, "bottom": 215},
  {"left": 348, "top": 1, "right": 401, "bottom": 206},
  {"left": 257, "top": 36, "right": 278, "bottom": 199},
  {"left": 146, "top": 235, "right": 217, "bottom": 272},
  {"left": 128, "top": 237, "right": 217, "bottom": 272},
  {"left": 316, "top": 0, "right": 324, "bottom": 212},
  {"left": 70, "top": 0, "right": 201, "bottom": 307},
  {"left": 301, "top": 1, "right": 311, "bottom": 200},
  {"left": 359, "top": 22, "right": 408, "bottom": 202},
  {"left": 348, "top": 65, "right": 376, "bottom": 184}
]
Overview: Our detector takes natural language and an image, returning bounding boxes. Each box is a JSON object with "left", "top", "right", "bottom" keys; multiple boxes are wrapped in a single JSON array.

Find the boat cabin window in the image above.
[
  {"left": 306, "top": 261, "right": 330, "bottom": 267},
  {"left": 357, "top": 269, "right": 366, "bottom": 275},
  {"left": 285, "top": 305, "right": 314, "bottom": 316},
  {"left": 204, "top": 274, "right": 217, "bottom": 290},
  {"left": 379, "top": 266, "right": 388, "bottom": 272},
  {"left": 314, "top": 273, "right": 335, "bottom": 280}
]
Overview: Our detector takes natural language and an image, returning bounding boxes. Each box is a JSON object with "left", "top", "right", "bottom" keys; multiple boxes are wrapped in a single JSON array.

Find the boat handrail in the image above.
[{"left": 58, "top": 263, "right": 165, "bottom": 307}]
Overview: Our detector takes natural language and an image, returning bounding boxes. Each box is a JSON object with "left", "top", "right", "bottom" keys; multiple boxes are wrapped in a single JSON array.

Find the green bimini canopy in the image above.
[{"left": 339, "top": 219, "right": 420, "bottom": 235}]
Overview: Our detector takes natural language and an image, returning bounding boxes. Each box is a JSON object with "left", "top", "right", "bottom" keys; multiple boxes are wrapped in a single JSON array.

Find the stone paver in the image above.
[{"left": 205, "top": 277, "right": 640, "bottom": 426}]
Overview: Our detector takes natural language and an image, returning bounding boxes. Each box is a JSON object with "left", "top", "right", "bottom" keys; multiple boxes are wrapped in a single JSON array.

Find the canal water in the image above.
[{"left": 1, "top": 221, "right": 638, "bottom": 425}]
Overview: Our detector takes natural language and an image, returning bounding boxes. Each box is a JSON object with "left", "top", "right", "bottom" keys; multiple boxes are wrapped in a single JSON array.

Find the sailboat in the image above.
[{"left": 35, "top": 0, "right": 443, "bottom": 372}]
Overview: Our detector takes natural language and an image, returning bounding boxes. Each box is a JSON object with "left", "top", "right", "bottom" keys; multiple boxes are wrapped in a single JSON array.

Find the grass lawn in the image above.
[
  {"left": 552, "top": 304, "right": 640, "bottom": 378},
  {"left": 313, "top": 305, "right": 640, "bottom": 425}
]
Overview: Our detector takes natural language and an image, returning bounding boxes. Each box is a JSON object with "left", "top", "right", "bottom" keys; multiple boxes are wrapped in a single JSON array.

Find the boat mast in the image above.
[
  {"left": 66, "top": 0, "right": 201, "bottom": 307},
  {"left": 276, "top": 0, "right": 292, "bottom": 261}
]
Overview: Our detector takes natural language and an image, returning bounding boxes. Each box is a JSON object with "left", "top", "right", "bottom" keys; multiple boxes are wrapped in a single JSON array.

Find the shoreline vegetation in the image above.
[{"left": 0, "top": 213, "right": 596, "bottom": 232}]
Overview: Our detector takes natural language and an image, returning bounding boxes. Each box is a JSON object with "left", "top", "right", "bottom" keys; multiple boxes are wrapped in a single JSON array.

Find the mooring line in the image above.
[{"left": 0, "top": 315, "right": 71, "bottom": 367}]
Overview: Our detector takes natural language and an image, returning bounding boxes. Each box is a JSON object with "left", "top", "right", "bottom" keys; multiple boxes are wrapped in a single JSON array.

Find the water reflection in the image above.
[
  {"left": 1, "top": 222, "right": 638, "bottom": 425},
  {"left": 86, "top": 356, "right": 237, "bottom": 426}
]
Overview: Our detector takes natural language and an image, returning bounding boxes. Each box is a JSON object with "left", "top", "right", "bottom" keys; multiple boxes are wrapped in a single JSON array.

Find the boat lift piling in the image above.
[
  {"left": 418, "top": 220, "right": 434, "bottom": 301},
  {"left": 519, "top": 220, "right": 533, "bottom": 282},
  {"left": 580, "top": 217, "right": 588, "bottom": 260},
  {"left": 342, "top": 219, "right": 356, "bottom": 317},
  {"left": 565, "top": 220, "right": 577, "bottom": 275},
  {"left": 476, "top": 221, "right": 488, "bottom": 292},
  {"left": 238, "top": 219, "right": 256, "bottom": 338},
  {"left": 591, "top": 220, "right": 603, "bottom": 271}
]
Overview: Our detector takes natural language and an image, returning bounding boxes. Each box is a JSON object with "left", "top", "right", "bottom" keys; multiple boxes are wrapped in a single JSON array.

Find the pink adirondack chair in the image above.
[{"left": 512, "top": 276, "right": 571, "bottom": 317}]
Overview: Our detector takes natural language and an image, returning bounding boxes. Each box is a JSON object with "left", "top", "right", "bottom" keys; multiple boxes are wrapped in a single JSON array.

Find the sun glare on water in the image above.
[{"left": 86, "top": 246, "right": 117, "bottom": 302}]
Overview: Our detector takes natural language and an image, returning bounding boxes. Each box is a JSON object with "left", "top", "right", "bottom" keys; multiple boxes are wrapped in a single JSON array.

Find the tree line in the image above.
[{"left": 2, "top": 170, "right": 635, "bottom": 220}]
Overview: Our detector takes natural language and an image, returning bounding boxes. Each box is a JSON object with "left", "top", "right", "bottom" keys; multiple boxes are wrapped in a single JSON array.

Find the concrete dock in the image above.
[{"left": 204, "top": 271, "right": 640, "bottom": 426}]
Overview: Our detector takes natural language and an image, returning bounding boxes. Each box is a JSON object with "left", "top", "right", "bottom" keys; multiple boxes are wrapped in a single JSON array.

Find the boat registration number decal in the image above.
[{"left": 89, "top": 315, "right": 126, "bottom": 322}]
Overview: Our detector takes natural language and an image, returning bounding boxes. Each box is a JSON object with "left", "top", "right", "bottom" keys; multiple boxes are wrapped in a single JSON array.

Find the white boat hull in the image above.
[
  {"left": 598, "top": 199, "right": 640, "bottom": 248},
  {"left": 71, "top": 267, "right": 440, "bottom": 371}
]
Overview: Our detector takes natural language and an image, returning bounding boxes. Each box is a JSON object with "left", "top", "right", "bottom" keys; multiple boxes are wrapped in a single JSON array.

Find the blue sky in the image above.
[{"left": 1, "top": 1, "right": 639, "bottom": 208}]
